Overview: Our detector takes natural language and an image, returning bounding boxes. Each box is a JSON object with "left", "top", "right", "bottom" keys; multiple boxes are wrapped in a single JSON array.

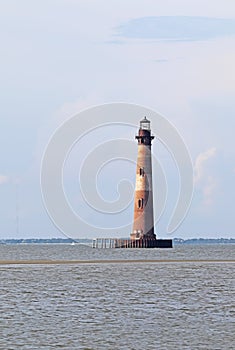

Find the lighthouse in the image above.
[
  {"left": 129, "top": 117, "right": 172, "bottom": 248},
  {"left": 131, "top": 117, "right": 156, "bottom": 241},
  {"left": 93, "top": 116, "right": 172, "bottom": 249}
]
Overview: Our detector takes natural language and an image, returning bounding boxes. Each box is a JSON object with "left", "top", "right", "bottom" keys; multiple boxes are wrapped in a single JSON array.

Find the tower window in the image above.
[
  {"left": 139, "top": 167, "right": 144, "bottom": 176},
  {"left": 138, "top": 198, "right": 144, "bottom": 209}
]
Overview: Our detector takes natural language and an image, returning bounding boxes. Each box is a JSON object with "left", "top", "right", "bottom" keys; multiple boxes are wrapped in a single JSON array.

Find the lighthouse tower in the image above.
[
  {"left": 92, "top": 116, "right": 173, "bottom": 249},
  {"left": 131, "top": 117, "right": 156, "bottom": 241}
]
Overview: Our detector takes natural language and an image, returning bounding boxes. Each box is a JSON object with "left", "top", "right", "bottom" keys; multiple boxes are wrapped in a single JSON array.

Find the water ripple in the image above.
[{"left": 0, "top": 245, "right": 234, "bottom": 349}]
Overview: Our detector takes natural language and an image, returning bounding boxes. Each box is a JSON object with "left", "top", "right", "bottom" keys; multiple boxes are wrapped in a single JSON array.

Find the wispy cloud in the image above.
[
  {"left": 194, "top": 147, "right": 216, "bottom": 183},
  {"left": 115, "top": 16, "right": 235, "bottom": 42},
  {"left": 153, "top": 59, "right": 169, "bottom": 63},
  {"left": 194, "top": 148, "right": 217, "bottom": 207},
  {"left": 0, "top": 175, "right": 8, "bottom": 185},
  {"left": 203, "top": 176, "right": 217, "bottom": 207}
]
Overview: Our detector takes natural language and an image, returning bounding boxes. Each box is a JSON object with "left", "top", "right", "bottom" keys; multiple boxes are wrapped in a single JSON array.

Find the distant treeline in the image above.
[
  {"left": 173, "top": 238, "right": 235, "bottom": 244},
  {"left": 0, "top": 238, "right": 84, "bottom": 244},
  {"left": 0, "top": 238, "right": 235, "bottom": 244}
]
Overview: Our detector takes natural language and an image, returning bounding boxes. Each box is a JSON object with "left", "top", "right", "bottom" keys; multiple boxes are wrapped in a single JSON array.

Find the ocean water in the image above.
[{"left": 0, "top": 244, "right": 234, "bottom": 349}]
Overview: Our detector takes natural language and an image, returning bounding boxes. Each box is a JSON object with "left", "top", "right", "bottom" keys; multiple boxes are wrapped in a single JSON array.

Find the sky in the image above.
[{"left": 0, "top": 0, "right": 235, "bottom": 239}]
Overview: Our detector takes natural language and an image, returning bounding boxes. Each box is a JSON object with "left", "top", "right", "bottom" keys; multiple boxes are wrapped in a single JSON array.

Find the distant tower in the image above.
[{"left": 131, "top": 117, "right": 156, "bottom": 241}]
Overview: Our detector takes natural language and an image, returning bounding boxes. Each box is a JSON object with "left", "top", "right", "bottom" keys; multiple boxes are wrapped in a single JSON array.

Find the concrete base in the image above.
[
  {"left": 154, "top": 239, "right": 173, "bottom": 248},
  {"left": 115, "top": 238, "right": 173, "bottom": 248}
]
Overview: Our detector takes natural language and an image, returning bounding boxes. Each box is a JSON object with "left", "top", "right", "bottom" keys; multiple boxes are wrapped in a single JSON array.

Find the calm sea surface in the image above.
[{"left": 0, "top": 244, "right": 234, "bottom": 349}]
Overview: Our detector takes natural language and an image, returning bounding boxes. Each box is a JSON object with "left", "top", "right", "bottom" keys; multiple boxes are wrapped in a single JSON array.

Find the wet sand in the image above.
[{"left": 0, "top": 259, "right": 234, "bottom": 265}]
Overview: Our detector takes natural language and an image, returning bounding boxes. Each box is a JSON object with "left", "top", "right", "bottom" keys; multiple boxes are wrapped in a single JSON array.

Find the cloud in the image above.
[
  {"left": 202, "top": 175, "right": 217, "bottom": 206},
  {"left": 153, "top": 59, "right": 169, "bottom": 63},
  {"left": 194, "top": 148, "right": 217, "bottom": 207},
  {"left": 194, "top": 147, "right": 216, "bottom": 183},
  {"left": 116, "top": 16, "right": 235, "bottom": 41},
  {"left": 0, "top": 175, "right": 8, "bottom": 185}
]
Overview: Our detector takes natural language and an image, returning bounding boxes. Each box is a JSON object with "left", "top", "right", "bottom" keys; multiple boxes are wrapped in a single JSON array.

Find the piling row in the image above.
[{"left": 92, "top": 238, "right": 162, "bottom": 249}]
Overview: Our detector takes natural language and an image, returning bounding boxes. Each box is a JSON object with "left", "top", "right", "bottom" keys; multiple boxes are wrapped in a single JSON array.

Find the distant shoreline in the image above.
[{"left": 0, "top": 238, "right": 235, "bottom": 245}]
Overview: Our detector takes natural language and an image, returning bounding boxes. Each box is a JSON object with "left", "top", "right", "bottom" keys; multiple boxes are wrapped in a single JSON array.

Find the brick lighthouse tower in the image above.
[
  {"left": 130, "top": 117, "right": 172, "bottom": 248},
  {"left": 131, "top": 117, "right": 156, "bottom": 241},
  {"left": 92, "top": 116, "right": 173, "bottom": 249}
]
